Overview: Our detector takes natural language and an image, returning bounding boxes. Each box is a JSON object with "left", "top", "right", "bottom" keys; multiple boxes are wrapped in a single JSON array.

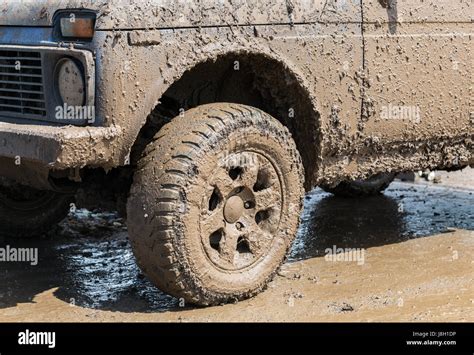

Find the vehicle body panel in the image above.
[
  {"left": 0, "top": 0, "right": 290, "bottom": 28},
  {"left": 361, "top": 0, "right": 472, "bottom": 145},
  {"left": 0, "top": 0, "right": 471, "bottom": 190}
]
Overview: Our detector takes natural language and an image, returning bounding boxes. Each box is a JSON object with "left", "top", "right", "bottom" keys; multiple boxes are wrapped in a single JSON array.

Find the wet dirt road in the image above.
[{"left": 0, "top": 171, "right": 472, "bottom": 322}]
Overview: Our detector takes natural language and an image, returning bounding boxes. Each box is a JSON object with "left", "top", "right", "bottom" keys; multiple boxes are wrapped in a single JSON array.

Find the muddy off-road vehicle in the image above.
[{"left": 0, "top": 0, "right": 472, "bottom": 305}]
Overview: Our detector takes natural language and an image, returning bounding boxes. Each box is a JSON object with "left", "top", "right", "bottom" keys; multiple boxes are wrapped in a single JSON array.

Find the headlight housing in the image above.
[
  {"left": 54, "top": 58, "right": 86, "bottom": 106},
  {"left": 54, "top": 10, "right": 96, "bottom": 40}
]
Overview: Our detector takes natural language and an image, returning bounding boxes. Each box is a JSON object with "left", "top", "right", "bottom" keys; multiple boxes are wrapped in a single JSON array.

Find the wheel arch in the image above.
[{"left": 129, "top": 49, "right": 322, "bottom": 190}]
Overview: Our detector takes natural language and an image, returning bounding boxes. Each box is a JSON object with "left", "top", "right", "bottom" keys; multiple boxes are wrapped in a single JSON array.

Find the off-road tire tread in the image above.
[{"left": 127, "top": 103, "right": 304, "bottom": 305}]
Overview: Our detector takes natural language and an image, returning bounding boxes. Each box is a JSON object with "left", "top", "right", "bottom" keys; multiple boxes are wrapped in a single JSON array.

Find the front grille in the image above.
[{"left": 0, "top": 50, "right": 46, "bottom": 120}]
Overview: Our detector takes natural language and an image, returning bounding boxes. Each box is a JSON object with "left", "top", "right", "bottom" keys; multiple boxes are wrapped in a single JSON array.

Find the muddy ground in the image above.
[{"left": 0, "top": 169, "right": 472, "bottom": 322}]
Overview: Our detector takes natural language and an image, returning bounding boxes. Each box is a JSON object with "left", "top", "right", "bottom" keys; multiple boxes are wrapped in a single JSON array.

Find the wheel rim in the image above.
[{"left": 200, "top": 151, "right": 283, "bottom": 271}]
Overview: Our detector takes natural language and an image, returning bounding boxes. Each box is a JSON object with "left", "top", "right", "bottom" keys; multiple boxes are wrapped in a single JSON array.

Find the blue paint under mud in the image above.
[{"left": 0, "top": 26, "right": 56, "bottom": 46}]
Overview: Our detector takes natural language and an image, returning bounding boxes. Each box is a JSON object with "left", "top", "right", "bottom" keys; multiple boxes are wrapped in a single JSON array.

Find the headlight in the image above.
[
  {"left": 54, "top": 58, "right": 85, "bottom": 106},
  {"left": 54, "top": 11, "right": 96, "bottom": 40}
]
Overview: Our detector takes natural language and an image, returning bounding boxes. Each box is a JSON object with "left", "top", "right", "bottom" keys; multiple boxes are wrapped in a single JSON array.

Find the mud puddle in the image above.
[
  {"left": 291, "top": 180, "right": 473, "bottom": 261},
  {"left": 0, "top": 211, "right": 178, "bottom": 313},
  {"left": 0, "top": 176, "right": 472, "bottom": 321}
]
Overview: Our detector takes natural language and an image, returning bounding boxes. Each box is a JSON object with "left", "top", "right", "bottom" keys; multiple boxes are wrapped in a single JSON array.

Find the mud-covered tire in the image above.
[
  {"left": 0, "top": 186, "right": 72, "bottom": 238},
  {"left": 127, "top": 103, "right": 305, "bottom": 305},
  {"left": 321, "top": 173, "right": 395, "bottom": 197}
]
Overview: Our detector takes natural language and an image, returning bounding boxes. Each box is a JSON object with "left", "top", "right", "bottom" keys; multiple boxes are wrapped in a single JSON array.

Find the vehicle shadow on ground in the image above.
[
  {"left": 0, "top": 182, "right": 472, "bottom": 314},
  {"left": 289, "top": 193, "right": 406, "bottom": 261},
  {"left": 290, "top": 182, "right": 473, "bottom": 261}
]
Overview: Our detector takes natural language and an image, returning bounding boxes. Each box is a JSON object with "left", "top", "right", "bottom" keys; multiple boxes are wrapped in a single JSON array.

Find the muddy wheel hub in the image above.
[
  {"left": 224, "top": 196, "right": 244, "bottom": 223},
  {"left": 200, "top": 151, "right": 283, "bottom": 271}
]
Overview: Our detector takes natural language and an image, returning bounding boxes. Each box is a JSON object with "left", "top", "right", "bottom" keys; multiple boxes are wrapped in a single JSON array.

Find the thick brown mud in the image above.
[{"left": 0, "top": 171, "right": 472, "bottom": 321}]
